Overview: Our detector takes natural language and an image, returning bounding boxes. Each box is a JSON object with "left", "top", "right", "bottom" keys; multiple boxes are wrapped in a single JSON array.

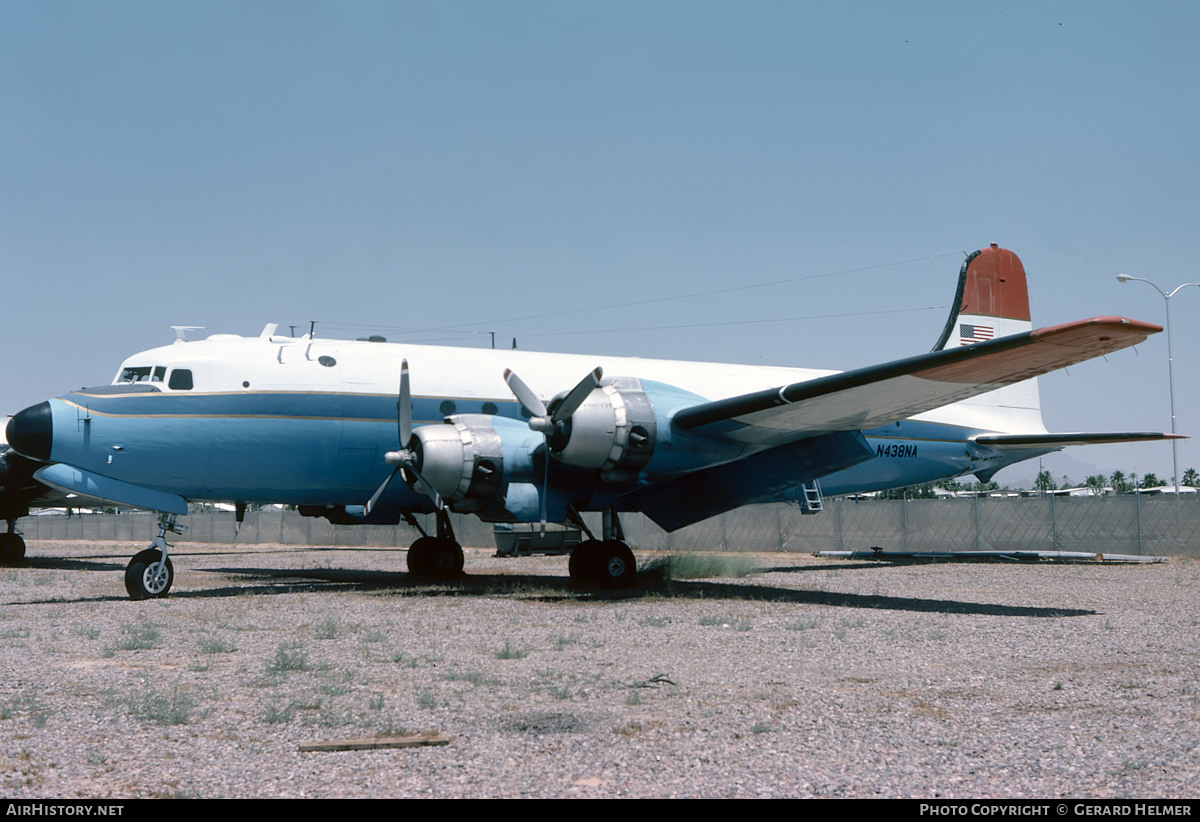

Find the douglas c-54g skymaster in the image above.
[{"left": 2, "top": 245, "right": 1177, "bottom": 598}]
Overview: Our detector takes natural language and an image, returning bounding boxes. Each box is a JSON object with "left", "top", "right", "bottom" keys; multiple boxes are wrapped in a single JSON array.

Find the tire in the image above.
[
  {"left": 568, "top": 540, "right": 601, "bottom": 585},
  {"left": 593, "top": 540, "right": 636, "bottom": 589},
  {"left": 407, "top": 537, "right": 464, "bottom": 578},
  {"left": 0, "top": 533, "right": 25, "bottom": 566},
  {"left": 124, "top": 548, "right": 174, "bottom": 600}
]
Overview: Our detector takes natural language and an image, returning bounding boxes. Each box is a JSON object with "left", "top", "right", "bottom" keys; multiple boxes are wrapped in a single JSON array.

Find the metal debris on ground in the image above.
[{"left": 815, "top": 549, "right": 1165, "bottom": 563}]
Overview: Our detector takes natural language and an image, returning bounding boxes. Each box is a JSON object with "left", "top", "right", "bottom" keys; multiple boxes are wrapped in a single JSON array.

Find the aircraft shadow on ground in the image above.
[{"left": 7, "top": 555, "right": 1096, "bottom": 617}]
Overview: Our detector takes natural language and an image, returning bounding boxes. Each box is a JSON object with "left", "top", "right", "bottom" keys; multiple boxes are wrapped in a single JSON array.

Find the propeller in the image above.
[
  {"left": 503, "top": 366, "right": 603, "bottom": 527},
  {"left": 504, "top": 367, "right": 602, "bottom": 437},
  {"left": 365, "top": 360, "right": 443, "bottom": 515}
]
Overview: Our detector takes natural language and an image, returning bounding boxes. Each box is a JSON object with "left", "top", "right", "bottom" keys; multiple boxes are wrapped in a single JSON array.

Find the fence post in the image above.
[
  {"left": 974, "top": 493, "right": 980, "bottom": 552},
  {"left": 1136, "top": 491, "right": 1143, "bottom": 556},
  {"left": 1050, "top": 492, "right": 1058, "bottom": 551},
  {"left": 837, "top": 496, "right": 844, "bottom": 552}
]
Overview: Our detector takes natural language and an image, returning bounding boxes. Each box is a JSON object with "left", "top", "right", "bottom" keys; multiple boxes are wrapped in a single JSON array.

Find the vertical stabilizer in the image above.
[
  {"left": 933, "top": 243, "right": 1032, "bottom": 351},
  {"left": 929, "top": 244, "right": 1046, "bottom": 434}
]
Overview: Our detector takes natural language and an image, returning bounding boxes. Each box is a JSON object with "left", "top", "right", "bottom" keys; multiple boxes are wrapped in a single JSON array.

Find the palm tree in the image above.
[
  {"left": 1183, "top": 468, "right": 1199, "bottom": 488},
  {"left": 1035, "top": 470, "right": 1056, "bottom": 492},
  {"left": 1110, "top": 470, "right": 1128, "bottom": 493}
]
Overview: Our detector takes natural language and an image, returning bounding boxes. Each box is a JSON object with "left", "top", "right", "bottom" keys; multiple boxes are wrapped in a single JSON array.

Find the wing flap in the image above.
[{"left": 673, "top": 317, "right": 1160, "bottom": 445}]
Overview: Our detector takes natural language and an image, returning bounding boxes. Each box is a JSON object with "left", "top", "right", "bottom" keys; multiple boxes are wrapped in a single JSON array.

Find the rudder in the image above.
[{"left": 932, "top": 243, "right": 1033, "bottom": 351}]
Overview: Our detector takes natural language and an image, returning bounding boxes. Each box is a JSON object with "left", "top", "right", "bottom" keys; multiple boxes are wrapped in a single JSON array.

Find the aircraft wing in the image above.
[{"left": 672, "top": 317, "right": 1161, "bottom": 445}]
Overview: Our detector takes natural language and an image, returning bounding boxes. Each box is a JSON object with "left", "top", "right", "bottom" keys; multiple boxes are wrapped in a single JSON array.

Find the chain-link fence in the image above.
[{"left": 20, "top": 495, "right": 1200, "bottom": 558}]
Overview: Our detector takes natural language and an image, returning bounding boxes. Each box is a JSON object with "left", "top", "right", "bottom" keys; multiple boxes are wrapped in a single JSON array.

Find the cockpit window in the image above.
[
  {"left": 118, "top": 365, "right": 168, "bottom": 384},
  {"left": 120, "top": 366, "right": 153, "bottom": 383},
  {"left": 168, "top": 369, "right": 194, "bottom": 390}
]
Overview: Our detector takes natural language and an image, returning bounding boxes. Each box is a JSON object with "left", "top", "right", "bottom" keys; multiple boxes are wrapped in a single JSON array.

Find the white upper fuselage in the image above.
[{"left": 111, "top": 328, "right": 1045, "bottom": 436}]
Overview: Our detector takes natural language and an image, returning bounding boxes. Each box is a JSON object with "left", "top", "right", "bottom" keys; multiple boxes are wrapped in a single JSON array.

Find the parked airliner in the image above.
[{"left": 2, "top": 245, "right": 1175, "bottom": 597}]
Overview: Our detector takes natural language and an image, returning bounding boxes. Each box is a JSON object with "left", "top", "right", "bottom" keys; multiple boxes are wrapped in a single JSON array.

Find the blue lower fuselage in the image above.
[{"left": 38, "top": 387, "right": 1009, "bottom": 518}]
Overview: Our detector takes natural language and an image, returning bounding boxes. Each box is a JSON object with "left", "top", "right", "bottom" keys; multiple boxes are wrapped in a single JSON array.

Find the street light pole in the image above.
[{"left": 1116, "top": 274, "right": 1200, "bottom": 492}]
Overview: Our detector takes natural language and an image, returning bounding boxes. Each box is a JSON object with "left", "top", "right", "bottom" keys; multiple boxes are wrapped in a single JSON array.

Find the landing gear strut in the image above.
[
  {"left": 0, "top": 521, "right": 25, "bottom": 565},
  {"left": 568, "top": 507, "right": 637, "bottom": 589},
  {"left": 405, "top": 509, "right": 464, "bottom": 579},
  {"left": 124, "top": 515, "right": 182, "bottom": 600}
]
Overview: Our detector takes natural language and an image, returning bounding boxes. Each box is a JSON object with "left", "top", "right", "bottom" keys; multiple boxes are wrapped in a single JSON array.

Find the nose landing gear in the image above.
[{"left": 124, "top": 515, "right": 183, "bottom": 600}]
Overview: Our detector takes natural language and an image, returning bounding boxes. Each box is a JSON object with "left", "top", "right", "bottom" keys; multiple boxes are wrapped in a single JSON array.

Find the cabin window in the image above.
[{"left": 168, "top": 369, "right": 194, "bottom": 390}]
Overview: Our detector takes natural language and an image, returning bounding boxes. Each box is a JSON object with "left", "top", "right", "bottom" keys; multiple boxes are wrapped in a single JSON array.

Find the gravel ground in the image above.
[{"left": 1, "top": 540, "right": 1197, "bottom": 799}]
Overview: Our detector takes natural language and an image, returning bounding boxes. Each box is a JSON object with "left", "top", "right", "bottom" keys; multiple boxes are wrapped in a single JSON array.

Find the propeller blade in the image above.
[
  {"left": 539, "top": 444, "right": 549, "bottom": 531},
  {"left": 551, "top": 367, "right": 603, "bottom": 424},
  {"left": 504, "top": 368, "right": 547, "bottom": 418},
  {"left": 406, "top": 464, "right": 445, "bottom": 511},
  {"left": 365, "top": 467, "right": 400, "bottom": 516},
  {"left": 398, "top": 359, "right": 413, "bottom": 445}
]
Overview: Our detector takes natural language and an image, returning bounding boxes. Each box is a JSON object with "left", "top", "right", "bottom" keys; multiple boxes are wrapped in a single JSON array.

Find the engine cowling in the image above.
[
  {"left": 405, "top": 414, "right": 540, "bottom": 513},
  {"left": 548, "top": 378, "right": 656, "bottom": 482}
]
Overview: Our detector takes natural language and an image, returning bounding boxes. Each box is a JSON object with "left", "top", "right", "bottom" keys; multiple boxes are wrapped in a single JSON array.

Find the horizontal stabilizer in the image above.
[
  {"left": 673, "top": 317, "right": 1162, "bottom": 445},
  {"left": 972, "top": 432, "right": 1184, "bottom": 449},
  {"left": 34, "top": 464, "right": 189, "bottom": 516}
]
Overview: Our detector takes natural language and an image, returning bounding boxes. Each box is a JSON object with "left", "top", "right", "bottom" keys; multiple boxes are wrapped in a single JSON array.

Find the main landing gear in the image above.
[
  {"left": 0, "top": 521, "right": 25, "bottom": 565},
  {"left": 404, "top": 509, "right": 464, "bottom": 579},
  {"left": 124, "top": 515, "right": 182, "bottom": 600},
  {"left": 567, "top": 507, "right": 637, "bottom": 589}
]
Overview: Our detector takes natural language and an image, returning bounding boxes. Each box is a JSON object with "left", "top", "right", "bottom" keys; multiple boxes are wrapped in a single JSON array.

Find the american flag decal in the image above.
[{"left": 959, "top": 323, "right": 994, "bottom": 345}]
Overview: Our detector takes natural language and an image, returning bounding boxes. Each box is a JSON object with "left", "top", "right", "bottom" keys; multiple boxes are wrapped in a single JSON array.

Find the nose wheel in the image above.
[
  {"left": 124, "top": 516, "right": 182, "bottom": 600},
  {"left": 125, "top": 548, "right": 175, "bottom": 600}
]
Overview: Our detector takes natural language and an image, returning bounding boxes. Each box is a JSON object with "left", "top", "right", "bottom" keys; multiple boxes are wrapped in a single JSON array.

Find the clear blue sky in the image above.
[{"left": 3, "top": 1, "right": 1198, "bottom": 486}]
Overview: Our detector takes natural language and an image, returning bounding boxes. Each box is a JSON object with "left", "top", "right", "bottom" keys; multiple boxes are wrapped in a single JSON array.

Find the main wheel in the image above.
[
  {"left": 124, "top": 548, "right": 174, "bottom": 600},
  {"left": 569, "top": 539, "right": 636, "bottom": 589},
  {"left": 407, "top": 536, "right": 464, "bottom": 578},
  {"left": 593, "top": 540, "right": 636, "bottom": 589},
  {"left": 0, "top": 533, "right": 25, "bottom": 565}
]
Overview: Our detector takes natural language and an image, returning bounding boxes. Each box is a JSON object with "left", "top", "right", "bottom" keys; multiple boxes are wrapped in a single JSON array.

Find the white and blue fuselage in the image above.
[{"left": 29, "top": 327, "right": 1048, "bottom": 520}]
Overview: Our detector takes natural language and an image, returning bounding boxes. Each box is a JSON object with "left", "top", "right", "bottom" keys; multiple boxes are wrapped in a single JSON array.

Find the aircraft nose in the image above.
[{"left": 6, "top": 402, "right": 53, "bottom": 462}]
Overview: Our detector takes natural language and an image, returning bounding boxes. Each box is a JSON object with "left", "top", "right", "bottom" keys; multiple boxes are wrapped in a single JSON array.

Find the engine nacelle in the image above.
[
  {"left": 407, "top": 414, "right": 540, "bottom": 513},
  {"left": 549, "top": 378, "right": 656, "bottom": 481}
]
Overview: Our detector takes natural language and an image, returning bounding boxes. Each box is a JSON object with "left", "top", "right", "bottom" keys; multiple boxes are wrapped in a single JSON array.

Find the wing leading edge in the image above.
[{"left": 672, "top": 316, "right": 1162, "bottom": 445}]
